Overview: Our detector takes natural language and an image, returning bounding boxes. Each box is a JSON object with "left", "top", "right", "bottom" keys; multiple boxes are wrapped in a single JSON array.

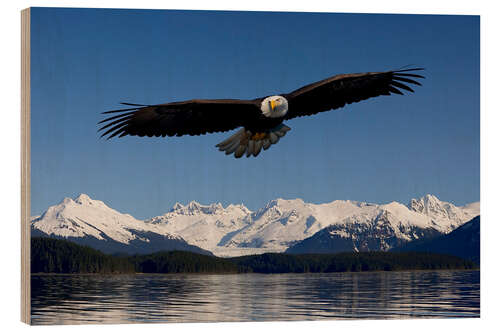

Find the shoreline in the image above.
[{"left": 31, "top": 267, "right": 480, "bottom": 276}]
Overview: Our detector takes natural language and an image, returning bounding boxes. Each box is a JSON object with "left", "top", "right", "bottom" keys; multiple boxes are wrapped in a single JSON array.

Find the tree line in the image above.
[
  {"left": 31, "top": 237, "right": 134, "bottom": 273},
  {"left": 31, "top": 237, "right": 477, "bottom": 274},
  {"left": 230, "top": 251, "right": 476, "bottom": 273}
]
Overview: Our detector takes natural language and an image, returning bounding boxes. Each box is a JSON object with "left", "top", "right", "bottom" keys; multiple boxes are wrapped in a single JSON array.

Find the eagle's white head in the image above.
[{"left": 260, "top": 95, "right": 288, "bottom": 118}]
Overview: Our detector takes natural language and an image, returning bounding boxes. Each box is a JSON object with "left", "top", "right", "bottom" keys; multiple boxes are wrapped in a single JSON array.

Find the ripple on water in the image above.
[{"left": 31, "top": 270, "right": 480, "bottom": 325}]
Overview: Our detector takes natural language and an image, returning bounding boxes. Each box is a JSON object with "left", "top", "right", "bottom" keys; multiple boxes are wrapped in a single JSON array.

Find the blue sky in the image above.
[{"left": 30, "top": 8, "right": 479, "bottom": 219}]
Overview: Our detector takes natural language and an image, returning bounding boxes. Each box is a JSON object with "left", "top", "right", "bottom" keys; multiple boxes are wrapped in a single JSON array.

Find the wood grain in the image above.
[{"left": 21, "top": 7, "right": 31, "bottom": 325}]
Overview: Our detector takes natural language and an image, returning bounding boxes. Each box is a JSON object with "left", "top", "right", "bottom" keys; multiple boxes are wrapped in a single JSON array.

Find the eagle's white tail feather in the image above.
[
  {"left": 269, "top": 132, "right": 279, "bottom": 144},
  {"left": 262, "top": 139, "right": 271, "bottom": 150},
  {"left": 216, "top": 124, "right": 291, "bottom": 158},
  {"left": 216, "top": 128, "right": 245, "bottom": 150},
  {"left": 246, "top": 141, "right": 255, "bottom": 158},
  {"left": 254, "top": 141, "right": 263, "bottom": 155},
  {"left": 234, "top": 145, "right": 247, "bottom": 158},
  {"left": 224, "top": 138, "right": 241, "bottom": 154}
]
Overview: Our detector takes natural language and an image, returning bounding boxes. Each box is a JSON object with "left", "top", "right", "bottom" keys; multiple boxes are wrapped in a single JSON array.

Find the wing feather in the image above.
[
  {"left": 284, "top": 68, "right": 424, "bottom": 120},
  {"left": 99, "top": 99, "right": 262, "bottom": 139}
]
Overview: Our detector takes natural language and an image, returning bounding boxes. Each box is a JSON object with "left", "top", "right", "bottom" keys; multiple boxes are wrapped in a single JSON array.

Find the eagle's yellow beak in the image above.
[{"left": 270, "top": 100, "right": 277, "bottom": 111}]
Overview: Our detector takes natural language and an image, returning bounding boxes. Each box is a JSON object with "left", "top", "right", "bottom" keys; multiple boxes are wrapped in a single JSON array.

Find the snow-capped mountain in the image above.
[
  {"left": 31, "top": 194, "right": 212, "bottom": 255},
  {"left": 145, "top": 201, "right": 252, "bottom": 255},
  {"left": 143, "top": 195, "right": 478, "bottom": 256},
  {"left": 286, "top": 196, "right": 479, "bottom": 255},
  {"left": 408, "top": 194, "right": 479, "bottom": 232},
  {"left": 32, "top": 193, "right": 479, "bottom": 257},
  {"left": 284, "top": 205, "right": 442, "bottom": 255}
]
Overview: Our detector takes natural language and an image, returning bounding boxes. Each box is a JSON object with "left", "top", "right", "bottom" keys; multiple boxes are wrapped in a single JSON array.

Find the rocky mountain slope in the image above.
[{"left": 391, "top": 216, "right": 480, "bottom": 264}]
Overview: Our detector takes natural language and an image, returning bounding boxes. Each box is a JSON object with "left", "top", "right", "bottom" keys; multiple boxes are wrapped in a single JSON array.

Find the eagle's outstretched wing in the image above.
[
  {"left": 283, "top": 68, "right": 424, "bottom": 120},
  {"left": 98, "top": 99, "right": 262, "bottom": 139}
]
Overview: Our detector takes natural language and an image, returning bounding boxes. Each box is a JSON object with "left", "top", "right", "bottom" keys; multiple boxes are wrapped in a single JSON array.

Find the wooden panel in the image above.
[{"left": 21, "top": 7, "right": 31, "bottom": 325}]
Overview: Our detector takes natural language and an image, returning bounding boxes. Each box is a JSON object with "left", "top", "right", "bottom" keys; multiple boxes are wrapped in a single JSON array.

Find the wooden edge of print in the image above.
[{"left": 21, "top": 7, "right": 31, "bottom": 325}]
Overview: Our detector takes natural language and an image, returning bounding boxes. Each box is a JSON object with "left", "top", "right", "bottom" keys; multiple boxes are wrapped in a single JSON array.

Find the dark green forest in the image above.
[
  {"left": 132, "top": 251, "right": 239, "bottom": 273},
  {"left": 31, "top": 237, "right": 237, "bottom": 274},
  {"left": 31, "top": 237, "right": 135, "bottom": 273},
  {"left": 230, "top": 252, "right": 476, "bottom": 273},
  {"left": 31, "top": 237, "right": 477, "bottom": 274}
]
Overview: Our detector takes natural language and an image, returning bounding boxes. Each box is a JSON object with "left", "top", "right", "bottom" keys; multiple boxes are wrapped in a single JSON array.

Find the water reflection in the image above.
[{"left": 31, "top": 270, "right": 480, "bottom": 325}]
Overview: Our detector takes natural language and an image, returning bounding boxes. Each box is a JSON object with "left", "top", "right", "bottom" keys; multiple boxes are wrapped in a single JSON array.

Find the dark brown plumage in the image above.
[
  {"left": 98, "top": 99, "right": 262, "bottom": 138},
  {"left": 98, "top": 68, "right": 424, "bottom": 158},
  {"left": 283, "top": 68, "right": 424, "bottom": 119}
]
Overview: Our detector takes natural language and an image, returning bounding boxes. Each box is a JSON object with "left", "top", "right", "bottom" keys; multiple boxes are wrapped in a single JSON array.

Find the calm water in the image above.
[{"left": 31, "top": 270, "right": 480, "bottom": 325}]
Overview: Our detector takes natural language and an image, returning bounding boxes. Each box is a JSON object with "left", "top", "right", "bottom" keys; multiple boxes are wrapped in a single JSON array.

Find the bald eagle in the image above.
[{"left": 99, "top": 68, "right": 424, "bottom": 158}]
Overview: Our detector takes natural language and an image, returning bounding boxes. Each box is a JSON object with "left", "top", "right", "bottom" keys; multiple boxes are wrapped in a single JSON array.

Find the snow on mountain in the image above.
[
  {"left": 31, "top": 193, "right": 479, "bottom": 257},
  {"left": 145, "top": 201, "right": 252, "bottom": 253},
  {"left": 144, "top": 195, "right": 478, "bottom": 256},
  {"left": 31, "top": 194, "right": 211, "bottom": 255},
  {"left": 33, "top": 194, "right": 149, "bottom": 243},
  {"left": 285, "top": 196, "right": 480, "bottom": 255},
  {"left": 285, "top": 203, "right": 444, "bottom": 255},
  {"left": 408, "top": 194, "right": 479, "bottom": 232},
  {"left": 391, "top": 216, "right": 480, "bottom": 264},
  {"left": 218, "top": 199, "right": 446, "bottom": 254}
]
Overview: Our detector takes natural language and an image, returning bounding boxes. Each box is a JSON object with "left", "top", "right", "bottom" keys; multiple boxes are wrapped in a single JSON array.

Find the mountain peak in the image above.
[
  {"left": 422, "top": 194, "right": 440, "bottom": 203},
  {"left": 31, "top": 193, "right": 147, "bottom": 243},
  {"left": 169, "top": 200, "right": 225, "bottom": 215},
  {"left": 171, "top": 202, "right": 184, "bottom": 211},
  {"left": 408, "top": 194, "right": 443, "bottom": 211},
  {"left": 169, "top": 201, "right": 202, "bottom": 212},
  {"left": 187, "top": 200, "right": 202, "bottom": 209},
  {"left": 407, "top": 194, "right": 479, "bottom": 231},
  {"left": 264, "top": 198, "right": 305, "bottom": 209},
  {"left": 75, "top": 193, "right": 93, "bottom": 205}
]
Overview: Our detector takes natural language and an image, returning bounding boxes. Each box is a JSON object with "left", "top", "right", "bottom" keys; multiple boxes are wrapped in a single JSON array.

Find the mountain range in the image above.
[{"left": 31, "top": 194, "right": 479, "bottom": 257}]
